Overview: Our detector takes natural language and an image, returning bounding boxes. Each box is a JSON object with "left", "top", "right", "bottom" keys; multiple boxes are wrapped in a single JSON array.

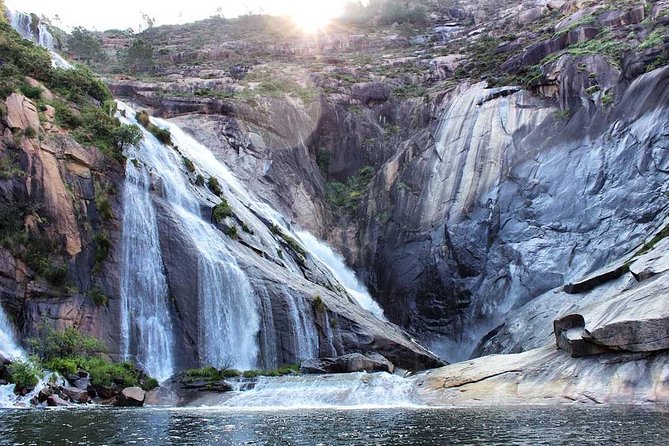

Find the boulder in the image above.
[
  {"left": 47, "top": 394, "right": 73, "bottom": 407},
  {"left": 115, "top": 387, "right": 146, "bottom": 407},
  {"left": 5, "top": 93, "right": 40, "bottom": 132},
  {"left": 553, "top": 314, "right": 610, "bottom": 357},
  {"left": 37, "top": 386, "right": 55, "bottom": 403},
  {"left": 61, "top": 386, "right": 90, "bottom": 403},
  {"left": 597, "top": 6, "right": 645, "bottom": 27},
  {"left": 301, "top": 353, "right": 394, "bottom": 374},
  {"left": 351, "top": 82, "right": 390, "bottom": 105},
  {"left": 68, "top": 372, "right": 91, "bottom": 391}
]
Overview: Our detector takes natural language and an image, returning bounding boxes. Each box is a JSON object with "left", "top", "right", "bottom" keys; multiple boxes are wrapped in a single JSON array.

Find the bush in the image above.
[
  {"left": 26, "top": 325, "right": 107, "bottom": 361},
  {"left": 327, "top": 166, "right": 374, "bottom": 210},
  {"left": 312, "top": 294, "right": 326, "bottom": 313},
  {"left": 207, "top": 177, "right": 223, "bottom": 196},
  {"left": 19, "top": 83, "right": 42, "bottom": 100},
  {"left": 195, "top": 174, "right": 205, "bottom": 186},
  {"left": 135, "top": 110, "right": 171, "bottom": 145},
  {"left": 7, "top": 358, "right": 42, "bottom": 390},
  {"left": 112, "top": 124, "right": 143, "bottom": 151},
  {"left": 379, "top": 1, "right": 426, "bottom": 25},
  {"left": 212, "top": 199, "right": 233, "bottom": 223},
  {"left": 223, "top": 225, "right": 238, "bottom": 239},
  {"left": 88, "top": 288, "right": 109, "bottom": 306},
  {"left": 93, "top": 232, "right": 111, "bottom": 271},
  {"left": 182, "top": 157, "right": 195, "bottom": 173}
]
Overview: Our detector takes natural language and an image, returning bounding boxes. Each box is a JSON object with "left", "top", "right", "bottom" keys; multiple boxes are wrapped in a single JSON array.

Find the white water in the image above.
[
  {"left": 118, "top": 103, "right": 260, "bottom": 371},
  {"left": 120, "top": 160, "right": 175, "bottom": 382},
  {"left": 6, "top": 10, "right": 71, "bottom": 69},
  {"left": 219, "top": 373, "right": 420, "bottom": 409},
  {"left": 0, "top": 310, "right": 22, "bottom": 360},
  {"left": 0, "top": 372, "right": 57, "bottom": 409},
  {"left": 296, "top": 231, "right": 386, "bottom": 320}
]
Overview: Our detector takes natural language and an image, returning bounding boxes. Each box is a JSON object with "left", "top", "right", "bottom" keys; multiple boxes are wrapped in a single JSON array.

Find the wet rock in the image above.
[
  {"left": 37, "top": 386, "right": 55, "bottom": 403},
  {"left": 47, "top": 394, "right": 74, "bottom": 407},
  {"left": 61, "top": 386, "right": 90, "bottom": 403},
  {"left": 68, "top": 372, "right": 91, "bottom": 391},
  {"left": 115, "top": 387, "right": 146, "bottom": 407},
  {"left": 301, "top": 353, "right": 394, "bottom": 374},
  {"left": 180, "top": 380, "right": 233, "bottom": 392}
]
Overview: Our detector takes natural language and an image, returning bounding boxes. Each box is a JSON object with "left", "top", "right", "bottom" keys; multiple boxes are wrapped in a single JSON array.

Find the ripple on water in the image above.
[{"left": 0, "top": 405, "right": 667, "bottom": 445}]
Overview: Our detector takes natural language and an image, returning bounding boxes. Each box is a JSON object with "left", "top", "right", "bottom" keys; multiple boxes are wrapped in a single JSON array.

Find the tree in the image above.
[
  {"left": 67, "top": 27, "right": 103, "bottom": 65},
  {"left": 112, "top": 124, "right": 143, "bottom": 151},
  {"left": 125, "top": 38, "right": 154, "bottom": 73}
]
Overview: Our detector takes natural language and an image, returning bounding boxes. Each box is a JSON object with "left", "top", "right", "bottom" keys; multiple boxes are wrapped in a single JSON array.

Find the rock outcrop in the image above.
[{"left": 301, "top": 352, "right": 394, "bottom": 374}]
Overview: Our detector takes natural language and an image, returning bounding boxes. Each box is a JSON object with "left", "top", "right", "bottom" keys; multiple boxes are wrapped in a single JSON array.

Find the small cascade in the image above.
[
  {"left": 0, "top": 373, "right": 56, "bottom": 409},
  {"left": 219, "top": 373, "right": 420, "bottom": 409},
  {"left": 6, "top": 9, "right": 72, "bottom": 69},
  {"left": 296, "top": 231, "right": 386, "bottom": 320},
  {"left": 120, "top": 160, "right": 175, "bottom": 382}
]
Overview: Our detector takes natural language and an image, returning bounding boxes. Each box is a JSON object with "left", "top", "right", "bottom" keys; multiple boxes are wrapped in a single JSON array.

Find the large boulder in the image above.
[
  {"left": 301, "top": 353, "right": 394, "bottom": 374},
  {"left": 114, "top": 387, "right": 146, "bottom": 407},
  {"left": 61, "top": 386, "right": 90, "bottom": 404},
  {"left": 351, "top": 82, "right": 390, "bottom": 105}
]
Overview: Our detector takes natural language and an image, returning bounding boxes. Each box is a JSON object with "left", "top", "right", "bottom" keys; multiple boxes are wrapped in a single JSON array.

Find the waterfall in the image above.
[
  {"left": 120, "top": 161, "right": 175, "bottom": 382},
  {"left": 0, "top": 309, "right": 22, "bottom": 360},
  {"left": 218, "top": 373, "right": 420, "bottom": 409},
  {"left": 296, "top": 231, "right": 386, "bottom": 320},
  {"left": 6, "top": 9, "right": 71, "bottom": 69},
  {"left": 118, "top": 103, "right": 260, "bottom": 371}
]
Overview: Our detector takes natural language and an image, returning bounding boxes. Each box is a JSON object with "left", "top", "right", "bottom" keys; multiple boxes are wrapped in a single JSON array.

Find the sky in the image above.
[{"left": 6, "top": 0, "right": 350, "bottom": 31}]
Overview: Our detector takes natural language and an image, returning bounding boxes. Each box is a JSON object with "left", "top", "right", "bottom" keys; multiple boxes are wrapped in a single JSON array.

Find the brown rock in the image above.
[
  {"left": 61, "top": 386, "right": 90, "bottom": 403},
  {"left": 115, "top": 387, "right": 146, "bottom": 407},
  {"left": 47, "top": 394, "right": 74, "bottom": 407},
  {"left": 5, "top": 93, "right": 40, "bottom": 132}
]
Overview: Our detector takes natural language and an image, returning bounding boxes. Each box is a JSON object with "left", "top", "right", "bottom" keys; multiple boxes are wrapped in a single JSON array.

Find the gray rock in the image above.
[
  {"left": 301, "top": 353, "right": 394, "bottom": 374},
  {"left": 553, "top": 314, "right": 610, "bottom": 357},
  {"left": 115, "top": 387, "right": 146, "bottom": 407},
  {"left": 351, "top": 82, "right": 390, "bottom": 105},
  {"left": 47, "top": 394, "right": 73, "bottom": 407}
]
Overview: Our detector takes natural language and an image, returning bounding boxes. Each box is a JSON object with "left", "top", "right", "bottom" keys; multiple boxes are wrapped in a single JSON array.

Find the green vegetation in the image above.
[
  {"left": 21, "top": 236, "right": 69, "bottom": 286},
  {"left": 126, "top": 38, "right": 154, "bottom": 73},
  {"left": 269, "top": 223, "right": 307, "bottom": 258},
  {"left": 182, "top": 156, "right": 196, "bottom": 173},
  {"left": 316, "top": 149, "right": 330, "bottom": 172},
  {"left": 92, "top": 231, "right": 111, "bottom": 272},
  {"left": 185, "top": 364, "right": 299, "bottom": 381},
  {"left": 27, "top": 325, "right": 155, "bottom": 390},
  {"left": 88, "top": 287, "right": 109, "bottom": 307},
  {"left": 212, "top": 199, "right": 233, "bottom": 223},
  {"left": 7, "top": 358, "right": 42, "bottom": 390},
  {"left": 378, "top": 0, "right": 427, "bottom": 26},
  {"left": 223, "top": 224, "right": 238, "bottom": 238},
  {"left": 638, "top": 27, "right": 667, "bottom": 51},
  {"left": 635, "top": 223, "right": 669, "bottom": 257},
  {"left": 195, "top": 174, "right": 205, "bottom": 186},
  {"left": 207, "top": 177, "right": 223, "bottom": 196},
  {"left": 312, "top": 294, "right": 325, "bottom": 313},
  {"left": 112, "top": 124, "right": 143, "bottom": 151},
  {"left": 241, "top": 364, "right": 300, "bottom": 378},
  {"left": 327, "top": 166, "right": 374, "bottom": 210},
  {"left": 67, "top": 27, "right": 104, "bottom": 65},
  {"left": 135, "top": 110, "right": 172, "bottom": 145}
]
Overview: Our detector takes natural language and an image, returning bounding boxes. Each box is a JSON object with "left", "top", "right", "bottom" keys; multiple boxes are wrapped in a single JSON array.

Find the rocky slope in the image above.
[{"left": 96, "top": 0, "right": 669, "bottom": 363}]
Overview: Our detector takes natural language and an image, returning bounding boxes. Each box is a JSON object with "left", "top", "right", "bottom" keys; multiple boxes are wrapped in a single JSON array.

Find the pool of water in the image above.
[{"left": 0, "top": 405, "right": 667, "bottom": 445}]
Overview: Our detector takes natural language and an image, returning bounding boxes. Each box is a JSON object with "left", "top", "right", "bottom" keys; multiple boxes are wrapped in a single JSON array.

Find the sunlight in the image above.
[{"left": 287, "top": 1, "right": 343, "bottom": 33}]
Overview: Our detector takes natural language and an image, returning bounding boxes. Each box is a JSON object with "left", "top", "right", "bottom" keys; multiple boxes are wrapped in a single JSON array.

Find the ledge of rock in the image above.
[{"left": 301, "top": 353, "right": 394, "bottom": 374}]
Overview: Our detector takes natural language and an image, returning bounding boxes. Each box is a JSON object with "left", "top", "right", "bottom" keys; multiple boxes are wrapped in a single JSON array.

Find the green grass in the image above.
[
  {"left": 327, "top": 166, "right": 374, "bottom": 210},
  {"left": 212, "top": 199, "right": 233, "bottom": 223}
]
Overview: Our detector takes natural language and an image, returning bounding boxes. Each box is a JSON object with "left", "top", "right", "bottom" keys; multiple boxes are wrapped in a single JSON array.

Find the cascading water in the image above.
[
  {"left": 217, "top": 373, "right": 421, "bottom": 409},
  {"left": 0, "top": 310, "right": 22, "bottom": 360},
  {"left": 296, "top": 231, "right": 386, "bottom": 320},
  {"left": 120, "top": 160, "right": 175, "bottom": 382},
  {"left": 118, "top": 103, "right": 260, "bottom": 371},
  {"left": 6, "top": 9, "right": 71, "bottom": 69}
]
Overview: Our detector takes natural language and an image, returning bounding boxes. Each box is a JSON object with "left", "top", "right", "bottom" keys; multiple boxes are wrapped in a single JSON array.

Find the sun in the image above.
[{"left": 288, "top": 2, "right": 342, "bottom": 33}]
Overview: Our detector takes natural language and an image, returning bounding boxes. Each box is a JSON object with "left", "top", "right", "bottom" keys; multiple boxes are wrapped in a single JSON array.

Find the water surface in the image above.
[{"left": 1, "top": 406, "right": 667, "bottom": 445}]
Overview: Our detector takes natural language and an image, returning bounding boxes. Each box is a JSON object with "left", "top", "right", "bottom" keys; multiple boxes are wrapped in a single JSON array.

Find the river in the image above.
[{"left": 0, "top": 405, "right": 667, "bottom": 445}]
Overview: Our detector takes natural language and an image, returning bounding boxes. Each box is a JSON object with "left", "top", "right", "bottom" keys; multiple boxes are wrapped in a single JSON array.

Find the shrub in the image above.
[
  {"left": 207, "top": 177, "right": 223, "bottom": 196},
  {"left": 26, "top": 325, "right": 107, "bottom": 361},
  {"left": 182, "top": 157, "right": 195, "bottom": 173},
  {"left": 135, "top": 110, "right": 172, "bottom": 145},
  {"left": 19, "top": 83, "right": 42, "bottom": 100},
  {"left": 223, "top": 225, "right": 238, "bottom": 239},
  {"left": 88, "top": 287, "right": 109, "bottom": 306},
  {"left": 212, "top": 199, "right": 233, "bottom": 223},
  {"left": 312, "top": 294, "right": 325, "bottom": 313},
  {"left": 8, "top": 358, "right": 42, "bottom": 390},
  {"left": 195, "top": 174, "right": 205, "bottom": 186},
  {"left": 327, "top": 166, "right": 374, "bottom": 210},
  {"left": 93, "top": 232, "right": 111, "bottom": 271}
]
